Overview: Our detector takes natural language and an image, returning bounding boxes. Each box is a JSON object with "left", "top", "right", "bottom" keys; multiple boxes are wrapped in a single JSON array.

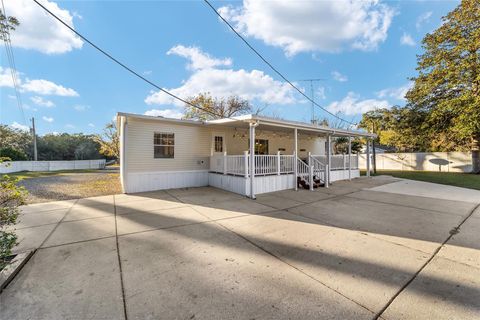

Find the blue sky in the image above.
[{"left": 0, "top": 0, "right": 459, "bottom": 135}]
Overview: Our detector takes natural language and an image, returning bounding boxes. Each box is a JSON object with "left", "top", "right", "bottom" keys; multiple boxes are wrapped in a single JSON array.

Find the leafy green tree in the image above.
[
  {"left": 184, "top": 93, "right": 251, "bottom": 120},
  {"left": 94, "top": 122, "right": 119, "bottom": 159},
  {"left": 333, "top": 137, "right": 362, "bottom": 154},
  {"left": 406, "top": 0, "right": 480, "bottom": 172},
  {"left": 0, "top": 147, "right": 27, "bottom": 161},
  {"left": 0, "top": 9, "right": 19, "bottom": 41},
  {"left": 0, "top": 125, "right": 32, "bottom": 158}
]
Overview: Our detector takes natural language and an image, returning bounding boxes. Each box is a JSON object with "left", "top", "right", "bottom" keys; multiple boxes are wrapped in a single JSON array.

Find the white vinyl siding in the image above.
[{"left": 126, "top": 118, "right": 211, "bottom": 172}]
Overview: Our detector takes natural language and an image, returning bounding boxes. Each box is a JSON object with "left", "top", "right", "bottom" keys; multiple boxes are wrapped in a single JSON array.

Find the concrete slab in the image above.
[
  {"left": 369, "top": 180, "right": 480, "bottom": 204},
  {"left": 75, "top": 194, "right": 114, "bottom": 206},
  {"left": 381, "top": 256, "right": 480, "bottom": 320},
  {"left": 63, "top": 203, "right": 115, "bottom": 222},
  {"left": 437, "top": 216, "right": 480, "bottom": 269},
  {"left": 20, "top": 199, "right": 75, "bottom": 214},
  {"left": 270, "top": 189, "right": 336, "bottom": 203},
  {"left": 119, "top": 223, "right": 373, "bottom": 320},
  {"left": 114, "top": 190, "right": 177, "bottom": 203},
  {"left": 12, "top": 224, "right": 56, "bottom": 254},
  {"left": 0, "top": 238, "right": 124, "bottom": 320},
  {"left": 254, "top": 194, "right": 305, "bottom": 210},
  {"left": 116, "top": 206, "right": 209, "bottom": 235},
  {"left": 16, "top": 210, "right": 65, "bottom": 229},
  {"left": 347, "top": 190, "right": 477, "bottom": 216},
  {"left": 288, "top": 196, "right": 463, "bottom": 253},
  {"left": 114, "top": 197, "right": 186, "bottom": 215},
  {"left": 192, "top": 198, "right": 275, "bottom": 220},
  {"left": 174, "top": 191, "right": 245, "bottom": 205},
  {"left": 42, "top": 216, "right": 115, "bottom": 248},
  {"left": 219, "top": 211, "right": 430, "bottom": 313}
]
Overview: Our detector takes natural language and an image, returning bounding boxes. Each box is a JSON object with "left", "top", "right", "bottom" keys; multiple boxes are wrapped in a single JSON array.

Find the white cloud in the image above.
[
  {"left": 416, "top": 11, "right": 432, "bottom": 30},
  {"left": 74, "top": 105, "right": 90, "bottom": 111},
  {"left": 65, "top": 124, "right": 75, "bottom": 129},
  {"left": 167, "top": 45, "right": 232, "bottom": 70},
  {"left": 316, "top": 87, "right": 326, "bottom": 100},
  {"left": 331, "top": 71, "right": 348, "bottom": 82},
  {"left": 376, "top": 82, "right": 413, "bottom": 101},
  {"left": 400, "top": 33, "right": 416, "bottom": 46},
  {"left": 327, "top": 92, "right": 391, "bottom": 115},
  {"left": 145, "top": 68, "right": 296, "bottom": 106},
  {"left": 0, "top": 67, "right": 79, "bottom": 97},
  {"left": 143, "top": 70, "right": 152, "bottom": 76},
  {"left": 22, "top": 79, "right": 79, "bottom": 96},
  {"left": 144, "top": 109, "right": 184, "bottom": 119},
  {"left": 10, "top": 121, "right": 29, "bottom": 131},
  {"left": 218, "top": 0, "right": 395, "bottom": 56},
  {"left": 4, "top": 0, "right": 83, "bottom": 54},
  {"left": 30, "top": 96, "right": 55, "bottom": 107},
  {"left": 88, "top": 123, "right": 95, "bottom": 127},
  {"left": 42, "top": 116, "right": 54, "bottom": 123}
]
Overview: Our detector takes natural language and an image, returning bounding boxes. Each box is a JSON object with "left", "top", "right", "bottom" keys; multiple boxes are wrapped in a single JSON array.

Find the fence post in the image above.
[
  {"left": 223, "top": 151, "right": 227, "bottom": 175},
  {"left": 244, "top": 151, "right": 249, "bottom": 178}
]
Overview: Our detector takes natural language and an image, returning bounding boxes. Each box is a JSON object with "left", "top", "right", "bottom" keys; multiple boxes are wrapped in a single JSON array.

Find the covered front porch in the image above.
[{"left": 206, "top": 115, "right": 374, "bottom": 198}]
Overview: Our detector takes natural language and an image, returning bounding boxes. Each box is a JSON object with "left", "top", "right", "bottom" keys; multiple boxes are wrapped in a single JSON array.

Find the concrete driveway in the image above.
[{"left": 2, "top": 177, "right": 479, "bottom": 319}]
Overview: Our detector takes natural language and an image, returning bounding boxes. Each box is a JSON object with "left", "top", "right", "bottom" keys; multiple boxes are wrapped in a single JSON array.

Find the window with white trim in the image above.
[
  {"left": 214, "top": 136, "right": 223, "bottom": 153},
  {"left": 154, "top": 132, "right": 174, "bottom": 158}
]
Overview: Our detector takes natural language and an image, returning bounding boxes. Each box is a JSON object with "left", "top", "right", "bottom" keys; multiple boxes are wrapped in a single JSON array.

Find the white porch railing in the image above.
[
  {"left": 311, "top": 154, "right": 358, "bottom": 170},
  {"left": 210, "top": 152, "right": 295, "bottom": 177}
]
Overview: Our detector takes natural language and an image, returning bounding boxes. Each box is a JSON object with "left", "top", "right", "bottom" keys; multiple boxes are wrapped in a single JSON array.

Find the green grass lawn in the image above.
[
  {"left": 6, "top": 169, "right": 101, "bottom": 180},
  {"left": 362, "top": 170, "right": 480, "bottom": 190}
]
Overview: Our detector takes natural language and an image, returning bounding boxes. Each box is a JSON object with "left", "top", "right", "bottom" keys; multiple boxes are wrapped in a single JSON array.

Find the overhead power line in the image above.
[
  {"left": 203, "top": 0, "right": 356, "bottom": 127},
  {"left": 1, "top": 0, "right": 27, "bottom": 126},
  {"left": 32, "top": 0, "right": 230, "bottom": 121}
]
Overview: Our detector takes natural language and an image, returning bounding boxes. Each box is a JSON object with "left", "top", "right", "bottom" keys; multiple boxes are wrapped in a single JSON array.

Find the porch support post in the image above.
[
  {"left": 348, "top": 136, "right": 352, "bottom": 181},
  {"left": 223, "top": 151, "right": 227, "bottom": 175},
  {"left": 243, "top": 151, "right": 248, "bottom": 178},
  {"left": 249, "top": 122, "right": 256, "bottom": 199},
  {"left": 366, "top": 139, "right": 371, "bottom": 177},
  {"left": 327, "top": 134, "right": 331, "bottom": 185},
  {"left": 294, "top": 128, "right": 298, "bottom": 191},
  {"left": 277, "top": 151, "right": 281, "bottom": 175}
]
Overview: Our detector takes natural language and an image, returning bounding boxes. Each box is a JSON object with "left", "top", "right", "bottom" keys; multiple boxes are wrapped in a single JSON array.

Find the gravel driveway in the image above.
[{"left": 18, "top": 170, "right": 121, "bottom": 204}]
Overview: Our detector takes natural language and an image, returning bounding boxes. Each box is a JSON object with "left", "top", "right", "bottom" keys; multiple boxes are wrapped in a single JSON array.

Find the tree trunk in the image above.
[{"left": 472, "top": 133, "right": 480, "bottom": 174}]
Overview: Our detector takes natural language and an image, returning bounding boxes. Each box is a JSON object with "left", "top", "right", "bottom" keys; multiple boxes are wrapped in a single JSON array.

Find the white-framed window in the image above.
[
  {"left": 214, "top": 136, "right": 223, "bottom": 153},
  {"left": 154, "top": 132, "right": 174, "bottom": 158}
]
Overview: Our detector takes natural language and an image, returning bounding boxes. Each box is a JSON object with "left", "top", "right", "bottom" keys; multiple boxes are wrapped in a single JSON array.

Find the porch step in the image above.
[{"left": 297, "top": 177, "right": 324, "bottom": 189}]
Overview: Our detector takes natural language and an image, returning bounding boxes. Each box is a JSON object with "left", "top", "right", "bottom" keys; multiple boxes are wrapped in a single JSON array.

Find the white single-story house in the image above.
[{"left": 117, "top": 113, "right": 375, "bottom": 198}]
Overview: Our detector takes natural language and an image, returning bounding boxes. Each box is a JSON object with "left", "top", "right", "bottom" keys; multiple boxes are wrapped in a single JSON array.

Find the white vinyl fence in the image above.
[
  {"left": 358, "top": 152, "right": 472, "bottom": 173},
  {"left": 0, "top": 159, "right": 106, "bottom": 174}
]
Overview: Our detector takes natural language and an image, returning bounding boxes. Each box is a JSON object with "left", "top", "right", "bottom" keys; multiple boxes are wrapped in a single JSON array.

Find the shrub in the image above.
[{"left": 0, "top": 158, "right": 27, "bottom": 270}]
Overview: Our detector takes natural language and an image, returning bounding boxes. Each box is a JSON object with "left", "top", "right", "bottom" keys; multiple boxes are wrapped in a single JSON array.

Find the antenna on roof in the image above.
[{"left": 296, "top": 78, "right": 326, "bottom": 125}]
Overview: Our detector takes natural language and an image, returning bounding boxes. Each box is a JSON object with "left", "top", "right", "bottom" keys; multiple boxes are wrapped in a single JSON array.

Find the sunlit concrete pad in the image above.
[
  {"left": 381, "top": 256, "right": 480, "bottom": 320},
  {"left": 16, "top": 210, "right": 66, "bottom": 229},
  {"left": 288, "top": 196, "right": 463, "bottom": 254},
  {"left": 219, "top": 211, "right": 430, "bottom": 312},
  {"left": 165, "top": 186, "right": 232, "bottom": 197},
  {"left": 0, "top": 238, "right": 124, "bottom": 320},
  {"left": 191, "top": 198, "right": 275, "bottom": 220},
  {"left": 42, "top": 216, "right": 116, "bottom": 247},
  {"left": 20, "top": 199, "right": 76, "bottom": 214},
  {"left": 347, "top": 190, "right": 477, "bottom": 216},
  {"left": 12, "top": 224, "right": 57, "bottom": 254},
  {"left": 114, "top": 197, "right": 187, "bottom": 215},
  {"left": 437, "top": 216, "right": 480, "bottom": 269},
  {"left": 369, "top": 180, "right": 480, "bottom": 203},
  {"left": 173, "top": 191, "right": 245, "bottom": 205},
  {"left": 63, "top": 203, "right": 115, "bottom": 221},
  {"left": 254, "top": 193, "right": 305, "bottom": 209},
  {"left": 116, "top": 206, "right": 209, "bottom": 235},
  {"left": 119, "top": 223, "right": 374, "bottom": 319}
]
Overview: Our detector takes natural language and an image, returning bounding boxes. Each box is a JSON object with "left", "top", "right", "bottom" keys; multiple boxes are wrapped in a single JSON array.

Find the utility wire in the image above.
[
  {"left": 32, "top": 0, "right": 230, "bottom": 121},
  {"left": 1, "top": 0, "right": 27, "bottom": 126},
  {"left": 203, "top": 0, "right": 357, "bottom": 127}
]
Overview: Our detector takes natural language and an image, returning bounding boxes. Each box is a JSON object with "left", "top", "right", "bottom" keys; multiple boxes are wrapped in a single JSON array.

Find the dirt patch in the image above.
[{"left": 18, "top": 170, "right": 122, "bottom": 204}]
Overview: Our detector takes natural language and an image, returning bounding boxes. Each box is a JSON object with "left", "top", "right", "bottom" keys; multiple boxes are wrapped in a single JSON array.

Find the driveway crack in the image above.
[{"left": 113, "top": 195, "right": 128, "bottom": 320}]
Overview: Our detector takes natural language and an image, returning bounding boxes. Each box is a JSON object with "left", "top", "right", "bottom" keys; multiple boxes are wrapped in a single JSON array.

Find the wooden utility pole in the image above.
[
  {"left": 372, "top": 123, "right": 377, "bottom": 174},
  {"left": 31, "top": 117, "right": 37, "bottom": 161}
]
